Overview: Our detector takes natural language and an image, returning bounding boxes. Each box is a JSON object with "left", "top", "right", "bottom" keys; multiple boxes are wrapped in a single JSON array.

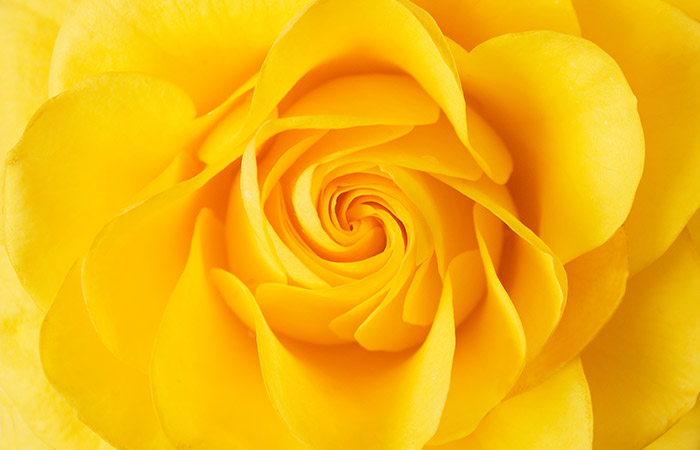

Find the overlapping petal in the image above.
[
  {"left": 4, "top": 73, "right": 200, "bottom": 309},
  {"left": 459, "top": 30, "right": 644, "bottom": 264},
  {"left": 572, "top": 0, "right": 700, "bottom": 273},
  {"left": 582, "top": 230, "right": 700, "bottom": 449},
  {"left": 40, "top": 265, "right": 171, "bottom": 450},
  {"left": 151, "top": 210, "right": 305, "bottom": 449}
]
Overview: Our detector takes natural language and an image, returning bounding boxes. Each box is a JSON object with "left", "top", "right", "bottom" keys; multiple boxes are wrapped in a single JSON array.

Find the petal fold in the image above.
[{"left": 5, "top": 73, "right": 198, "bottom": 309}]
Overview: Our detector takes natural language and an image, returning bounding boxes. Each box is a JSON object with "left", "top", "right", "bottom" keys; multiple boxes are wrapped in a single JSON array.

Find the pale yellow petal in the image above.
[
  {"left": 40, "top": 264, "right": 172, "bottom": 450},
  {"left": 0, "top": 249, "right": 105, "bottom": 449},
  {"left": 50, "top": 0, "right": 311, "bottom": 112},
  {"left": 4, "top": 73, "right": 200, "bottom": 310}
]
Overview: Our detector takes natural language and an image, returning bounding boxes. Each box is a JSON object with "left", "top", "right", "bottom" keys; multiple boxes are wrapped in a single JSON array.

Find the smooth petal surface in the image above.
[
  {"left": 645, "top": 396, "right": 700, "bottom": 450},
  {"left": 50, "top": 0, "right": 311, "bottom": 112},
  {"left": 572, "top": 0, "right": 700, "bottom": 273},
  {"left": 0, "top": 249, "right": 106, "bottom": 449},
  {"left": 4, "top": 73, "right": 198, "bottom": 309},
  {"left": 40, "top": 265, "right": 172, "bottom": 450},
  {"left": 151, "top": 210, "right": 304, "bottom": 449},
  {"left": 462, "top": 31, "right": 644, "bottom": 263},
  {"left": 242, "top": 271, "right": 456, "bottom": 449},
  {"left": 413, "top": 0, "right": 580, "bottom": 51},
  {"left": 582, "top": 230, "right": 700, "bottom": 449},
  {"left": 515, "top": 229, "right": 628, "bottom": 393},
  {"left": 429, "top": 359, "right": 592, "bottom": 450}
]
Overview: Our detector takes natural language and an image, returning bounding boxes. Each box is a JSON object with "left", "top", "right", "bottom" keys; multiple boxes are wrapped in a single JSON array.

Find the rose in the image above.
[{"left": 1, "top": 0, "right": 699, "bottom": 449}]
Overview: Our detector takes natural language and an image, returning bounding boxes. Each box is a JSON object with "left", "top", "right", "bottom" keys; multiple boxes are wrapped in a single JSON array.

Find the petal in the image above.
[
  {"left": 663, "top": 0, "right": 700, "bottom": 20},
  {"left": 0, "top": 0, "right": 81, "bottom": 240},
  {"left": 81, "top": 175, "right": 207, "bottom": 371},
  {"left": 581, "top": 230, "right": 700, "bottom": 449},
  {"left": 0, "top": 249, "right": 105, "bottom": 449},
  {"left": 236, "top": 267, "right": 456, "bottom": 449},
  {"left": 461, "top": 31, "right": 645, "bottom": 263},
  {"left": 241, "top": 0, "right": 515, "bottom": 180},
  {"left": 428, "top": 358, "right": 592, "bottom": 450},
  {"left": 151, "top": 209, "right": 304, "bottom": 449},
  {"left": 50, "top": 0, "right": 311, "bottom": 112},
  {"left": 644, "top": 395, "right": 700, "bottom": 450},
  {"left": 0, "top": 388, "right": 50, "bottom": 450},
  {"left": 514, "top": 229, "right": 628, "bottom": 393},
  {"left": 413, "top": 0, "right": 580, "bottom": 50},
  {"left": 4, "top": 72, "right": 198, "bottom": 309},
  {"left": 429, "top": 205, "right": 526, "bottom": 444},
  {"left": 39, "top": 264, "right": 171, "bottom": 450},
  {"left": 571, "top": 0, "right": 700, "bottom": 273}
]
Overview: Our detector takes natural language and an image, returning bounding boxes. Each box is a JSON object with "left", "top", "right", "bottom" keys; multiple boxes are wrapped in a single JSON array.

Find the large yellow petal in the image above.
[
  {"left": 514, "top": 229, "right": 628, "bottom": 393},
  {"left": 39, "top": 263, "right": 171, "bottom": 449},
  {"left": 572, "top": 0, "right": 700, "bottom": 273},
  {"left": 0, "top": 249, "right": 106, "bottom": 449},
  {"left": 413, "top": 0, "right": 580, "bottom": 51},
  {"left": 238, "top": 267, "right": 456, "bottom": 449},
  {"left": 644, "top": 395, "right": 700, "bottom": 450},
  {"left": 461, "top": 31, "right": 644, "bottom": 264},
  {"left": 428, "top": 358, "right": 592, "bottom": 450},
  {"left": 151, "top": 209, "right": 304, "bottom": 449},
  {"left": 49, "top": 0, "right": 311, "bottom": 112},
  {"left": 581, "top": 230, "right": 700, "bottom": 449},
  {"left": 4, "top": 73, "right": 198, "bottom": 309}
]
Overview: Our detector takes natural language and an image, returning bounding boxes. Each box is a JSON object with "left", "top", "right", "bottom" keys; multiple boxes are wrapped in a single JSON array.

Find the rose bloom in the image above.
[{"left": 1, "top": 0, "right": 700, "bottom": 449}]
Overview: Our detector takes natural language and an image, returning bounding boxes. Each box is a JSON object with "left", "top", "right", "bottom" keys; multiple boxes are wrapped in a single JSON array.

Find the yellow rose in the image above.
[{"left": 1, "top": 0, "right": 699, "bottom": 449}]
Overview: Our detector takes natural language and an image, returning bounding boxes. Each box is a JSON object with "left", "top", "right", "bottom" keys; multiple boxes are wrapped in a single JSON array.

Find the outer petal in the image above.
[
  {"left": 461, "top": 31, "right": 644, "bottom": 264},
  {"left": 428, "top": 359, "right": 592, "bottom": 450},
  {"left": 581, "top": 230, "right": 700, "bottom": 449},
  {"left": 150, "top": 209, "right": 305, "bottom": 449},
  {"left": 0, "top": 249, "right": 105, "bottom": 449},
  {"left": 39, "top": 263, "right": 172, "bottom": 449},
  {"left": 49, "top": 0, "right": 311, "bottom": 112},
  {"left": 413, "top": 0, "right": 580, "bottom": 50},
  {"left": 644, "top": 396, "right": 700, "bottom": 450},
  {"left": 572, "top": 0, "right": 700, "bottom": 273},
  {"left": 0, "top": 0, "right": 81, "bottom": 240},
  {"left": 4, "top": 73, "right": 198, "bottom": 309}
]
